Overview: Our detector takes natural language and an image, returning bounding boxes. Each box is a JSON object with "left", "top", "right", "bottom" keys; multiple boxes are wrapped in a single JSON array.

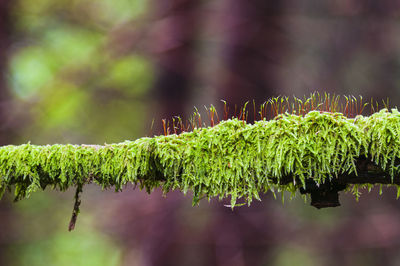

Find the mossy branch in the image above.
[{"left": 1, "top": 107, "right": 400, "bottom": 227}]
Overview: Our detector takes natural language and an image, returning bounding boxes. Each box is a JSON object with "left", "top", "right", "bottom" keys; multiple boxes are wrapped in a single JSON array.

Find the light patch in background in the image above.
[
  {"left": 271, "top": 245, "right": 323, "bottom": 266},
  {"left": 8, "top": 231, "right": 122, "bottom": 266},
  {"left": 9, "top": 25, "right": 103, "bottom": 100}
]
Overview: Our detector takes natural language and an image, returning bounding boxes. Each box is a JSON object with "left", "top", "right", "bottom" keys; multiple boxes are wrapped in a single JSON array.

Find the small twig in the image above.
[{"left": 68, "top": 183, "right": 83, "bottom": 231}]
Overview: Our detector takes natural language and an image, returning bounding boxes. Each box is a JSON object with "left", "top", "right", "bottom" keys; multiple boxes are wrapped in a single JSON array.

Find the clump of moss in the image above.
[
  {"left": 357, "top": 109, "right": 400, "bottom": 178},
  {"left": 1, "top": 107, "right": 400, "bottom": 210},
  {"left": 2, "top": 92, "right": 400, "bottom": 230}
]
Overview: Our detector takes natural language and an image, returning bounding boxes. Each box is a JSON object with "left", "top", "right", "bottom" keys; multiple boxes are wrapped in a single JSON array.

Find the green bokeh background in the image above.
[
  {"left": 5, "top": 0, "right": 152, "bottom": 264},
  {"left": 4, "top": 0, "right": 400, "bottom": 265}
]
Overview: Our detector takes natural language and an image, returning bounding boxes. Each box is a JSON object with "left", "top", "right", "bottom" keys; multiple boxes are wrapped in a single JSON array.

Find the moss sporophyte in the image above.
[{"left": 1, "top": 94, "right": 399, "bottom": 229}]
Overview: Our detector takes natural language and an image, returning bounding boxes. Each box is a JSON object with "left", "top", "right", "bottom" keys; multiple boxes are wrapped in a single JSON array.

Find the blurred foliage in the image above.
[
  {"left": 8, "top": 231, "right": 121, "bottom": 266},
  {"left": 3, "top": 190, "right": 122, "bottom": 266},
  {"left": 5, "top": 0, "right": 154, "bottom": 265},
  {"left": 13, "top": 0, "right": 148, "bottom": 31},
  {"left": 272, "top": 245, "right": 322, "bottom": 266},
  {"left": 8, "top": 0, "right": 154, "bottom": 145}
]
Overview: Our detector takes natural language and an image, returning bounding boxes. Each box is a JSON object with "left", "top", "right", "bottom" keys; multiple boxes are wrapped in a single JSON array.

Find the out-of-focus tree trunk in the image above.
[
  {"left": 213, "top": 1, "right": 286, "bottom": 265},
  {"left": 321, "top": 3, "right": 400, "bottom": 264},
  {"left": 0, "top": 0, "right": 13, "bottom": 145},
  {"left": 216, "top": 0, "right": 285, "bottom": 117},
  {"left": 106, "top": 1, "right": 202, "bottom": 266},
  {"left": 0, "top": 1, "right": 14, "bottom": 265},
  {"left": 142, "top": 2, "right": 289, "bottom": 265},
  {"left": 152, "top": 1, "right": 199, "bottom": 120},
  {"left": 138, "top": 1, "right": 288, "bottom": 265},
  {"left": 141, "top": 2, "right": 199, "bottom": 265}
]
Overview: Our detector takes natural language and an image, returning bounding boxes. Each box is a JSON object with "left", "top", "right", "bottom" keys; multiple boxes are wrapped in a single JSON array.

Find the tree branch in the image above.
[{"left": 1, "top": 108, "right": 400, "bottom": 217}]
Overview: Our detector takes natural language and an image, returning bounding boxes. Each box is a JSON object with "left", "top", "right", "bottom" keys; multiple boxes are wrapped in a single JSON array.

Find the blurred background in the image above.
[{"left": 1, "top": 0, "right": 400, "bottom": 265}]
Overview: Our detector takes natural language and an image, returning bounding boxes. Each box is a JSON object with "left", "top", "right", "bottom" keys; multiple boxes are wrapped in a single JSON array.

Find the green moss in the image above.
[{"left": 1, "top": 109, "right": 400, "bottom": 207}]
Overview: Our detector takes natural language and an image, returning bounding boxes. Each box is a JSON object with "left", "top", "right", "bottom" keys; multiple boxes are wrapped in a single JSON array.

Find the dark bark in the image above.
[{"left": 278, "top": 157, "right": 399, "bottom": 208}]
